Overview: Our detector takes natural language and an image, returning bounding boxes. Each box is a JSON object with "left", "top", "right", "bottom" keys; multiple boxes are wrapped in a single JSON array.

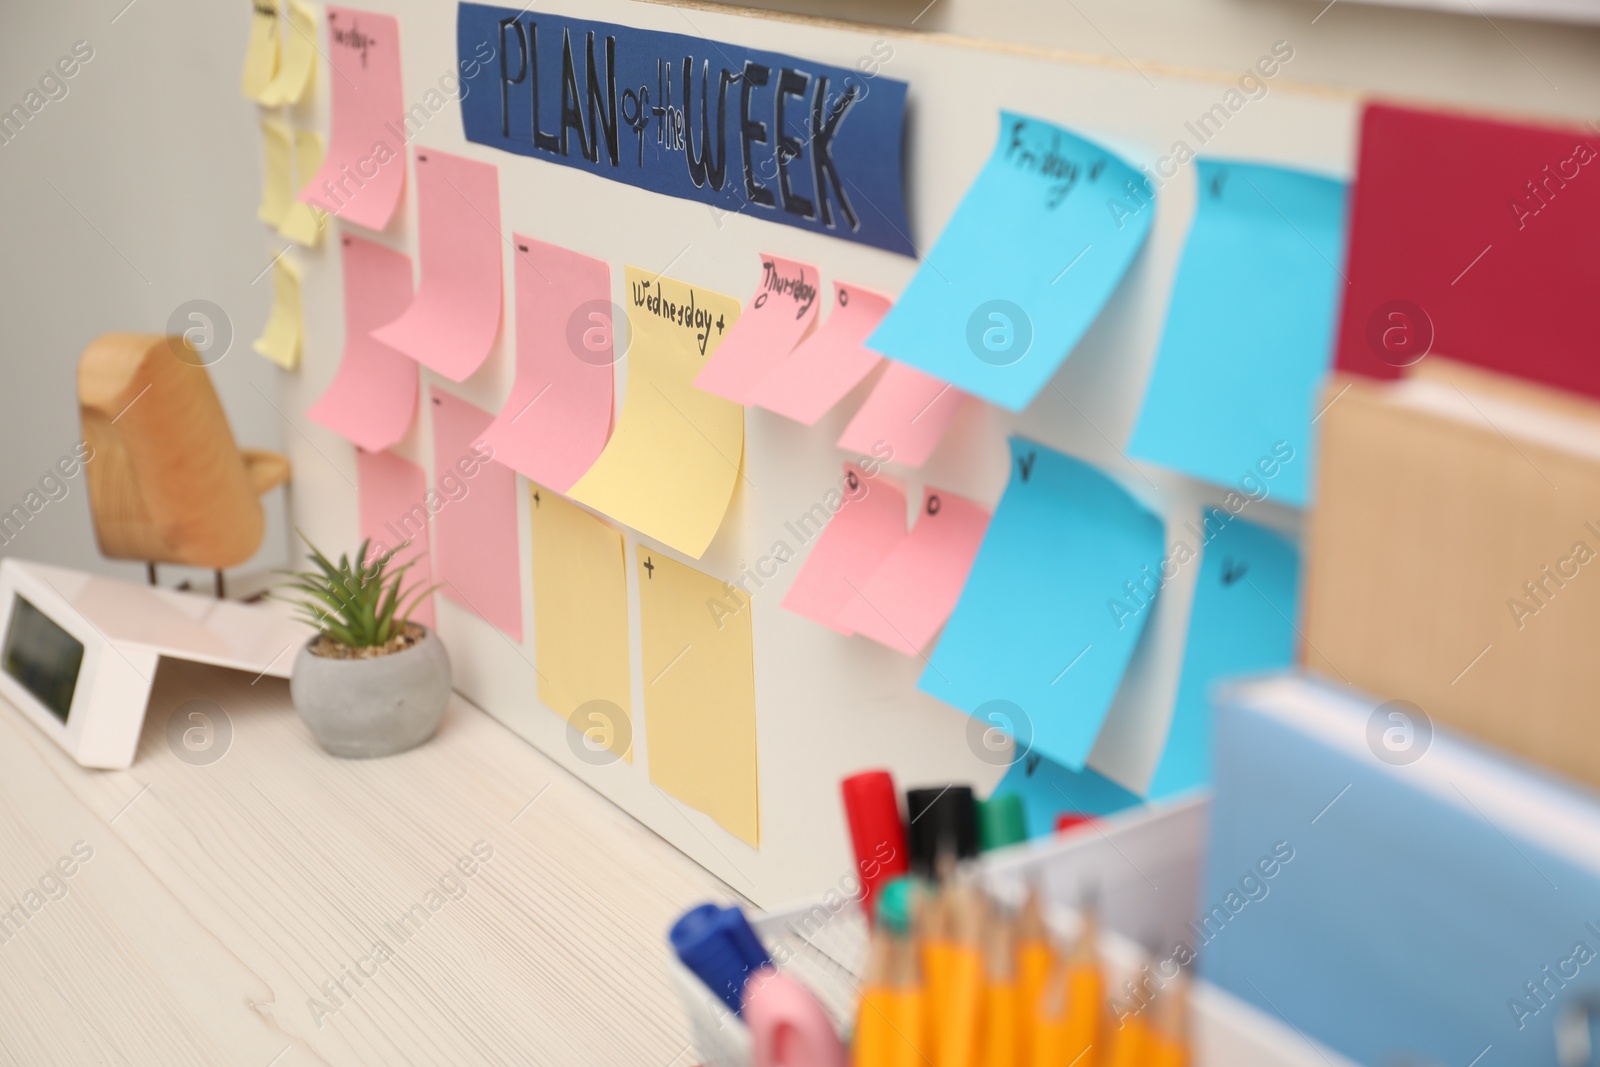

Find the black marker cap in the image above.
[{"left": 906, "top": 785, "right": 978, "bottom": 878}]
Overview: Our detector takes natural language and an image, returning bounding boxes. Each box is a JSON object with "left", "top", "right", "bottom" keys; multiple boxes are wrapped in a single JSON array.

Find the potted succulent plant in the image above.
[{"left": 276, "top": 535, "right": 449, "bottom": 758}]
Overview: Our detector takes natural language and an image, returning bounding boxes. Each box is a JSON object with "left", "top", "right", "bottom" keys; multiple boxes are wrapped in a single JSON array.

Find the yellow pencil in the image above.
[
  {"left": 1060, "top": 903, "right": 1103, "bottom": 1067},
  {"left": 890, "top": 927, "right": 928, "bottom": 1067},
  {"left": 1016, "top": 883, "right": 1054, "bottom": 1067},
  {"left": 1105, "top": 1014, "right": 1153, "bottom": 1067},
  {"left": 855, "top": 917, "right": 896, "bottom": 1067},
  {"left": 979, "top": 908, "right": 1018, "bottom": 1067},
  {"left": 918, "top": 881, "right": 951, "bottom": 1065},
  {"left": 940, "top": 882, "right": 986, "bottom": 1067},
  {"left": 1150, "top": 978, "right": 1190, "bottom": 1067}
]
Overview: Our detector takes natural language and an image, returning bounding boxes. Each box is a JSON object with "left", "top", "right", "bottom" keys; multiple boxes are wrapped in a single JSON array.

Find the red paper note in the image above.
[
  {"left": 307, "top": 234, "right": 417, "bottom": 451},
  {"left": 693, "top": 254, "right": 820, "bottom": 403},
  {"left": 837, "top": 487, "right": 990, "bottom": 656},
  {"left": 1336, "top": 102, "right": 1600, "bottom": 396},
  {"left": 297, "top": 7, "right": 405, "bottom": 232},
  {"left": 837, "top": 361, "right": 966, "bottom": 468},
  {"left": 478, "top": 238, "right": 613, "bottom": 493},
  {"left": 356, "top": 448, "right": 435, "bottom": 628},
  {"left": 429, "top": 388, "right": 522, "bottom": 640},
  {"left": 749, "top": 282, "right": 891, "bottom": 426},
  {"left": 780, "top": 464, "right": 906, "bottom": 634},
  {"left": 372, "top": 148, "right": 503, "bottom": 381}
]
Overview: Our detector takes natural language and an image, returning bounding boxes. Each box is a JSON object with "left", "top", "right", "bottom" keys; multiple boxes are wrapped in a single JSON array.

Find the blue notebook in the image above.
[{"left": 1203, "top": 674, "right": 1600, "bottom": 1065}]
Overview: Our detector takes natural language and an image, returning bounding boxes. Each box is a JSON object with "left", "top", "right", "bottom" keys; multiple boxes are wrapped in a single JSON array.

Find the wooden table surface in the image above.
[{"left": 0, "top": 658, "right": 737, "bottom": 1066}]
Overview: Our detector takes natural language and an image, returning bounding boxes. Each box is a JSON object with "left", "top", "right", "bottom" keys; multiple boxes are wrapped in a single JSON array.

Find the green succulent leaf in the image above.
[{"left": 274, "top": 531, "right": 428, "bottom": 650}]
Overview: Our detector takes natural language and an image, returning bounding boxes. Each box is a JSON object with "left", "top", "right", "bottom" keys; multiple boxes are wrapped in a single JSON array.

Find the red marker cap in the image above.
[
  {"left": 841, "top": 770, "right": 909, "bottom": 922},
  {"left": 1055, "top": 813, "right": 1095, "bottom": 835}
]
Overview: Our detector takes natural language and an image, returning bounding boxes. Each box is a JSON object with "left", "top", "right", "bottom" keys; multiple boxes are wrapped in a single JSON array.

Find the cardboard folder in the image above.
[{"left": 1305, "top": 362, "right": 1600, "bottom": 791}]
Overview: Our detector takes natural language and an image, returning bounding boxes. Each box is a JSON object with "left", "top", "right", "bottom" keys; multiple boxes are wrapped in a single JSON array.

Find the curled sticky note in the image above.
[
  {"left": 748, "top": 282, "right": 890, "bottom": 426},
  {"left": 920, "top": 439, "right": 1165, "bottom": 770},
  {"left": 297, "top": 6, "right": 404, "bottom": 231},
  {"left": 1129, "top": 160, "right": 1346, "bottom": 507},
  {"left": 429, "top": 388, "right": 522, "bottom": 640},
  {"left": 694, "top": 254, "right": 820, "bottom": 404},
  {"left": 477, "top": 238, "right": 613, "bottom": 492},
  {"left": 357, "top": 448, "right": 434, "bottom": 628},
  {"left": 868, "top": 112, "right": 1155, "bottom": 412},
  {"left": 240, "top": 2, "right": 280, "bottom": 103},
  {"left": 256, "top": 117, "right": 294, "bottom": 227},
  {"left": 836, "top": 487, "right": 990, "bottom": 656},
  {"left": 568, "top": 267, "right": 744, "bottom": 559},
  {"left": 1146, "top": 511, "right": 1299, "bottom": 799},
  {"left": 252, "top": 254, "right": 303, "bottom": 370},
  {"left": 780, "top": 464, "right": 907, "bottom": 634},
  {"left": 307, "top": 233, "right": 417, "bottom": 450},
  {"left": 277, "top": 128, "right": 327, "bottom": 247},
  {"left": 837, "top": 361, "right": 966, "bottom": 469},
  {"left": 371, "top": 149, "right": 503, "bottom": 382},
  {"left": 259, "top": 0, "right": 316, "bottom": 106}
]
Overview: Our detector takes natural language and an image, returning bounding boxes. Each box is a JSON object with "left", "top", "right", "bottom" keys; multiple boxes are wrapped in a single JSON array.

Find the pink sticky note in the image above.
[
  {"left": 837, "top": 362, "right": 966, "bottom": 468},
  {"left": 429, "top": 388, "right": 523, "bottom": 640},
  {"left": 837, "top": 487, "right": 990, "bottom": 656},
  {"left": 298, "top": 8, "right": 405, "bottom": 232},
  {"left": 371, "top": 149, "right": 503, "bottom": 382},
  {"left": 307, "top": 234, "right": 418, "bottom": 451},
  {"left": 780, "top": 465, "right": 906, "bottom": 634},
  {"left": 749, "top": 282, "right": 890, "bottom": 426},
  {"left": 478, "top": 238, "right": 613, "bottom": 493},
  {"left": 356, "top": 448, "right": 435, "bottom": 628},
  {"left": 693, "top": 254, "right": 820, "bottom": 403}
]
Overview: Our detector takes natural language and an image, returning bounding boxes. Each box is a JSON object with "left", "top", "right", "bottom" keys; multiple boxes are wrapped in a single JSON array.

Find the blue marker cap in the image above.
[{"left": 669, "top": 903, "right": 773, "bottom": 1016}]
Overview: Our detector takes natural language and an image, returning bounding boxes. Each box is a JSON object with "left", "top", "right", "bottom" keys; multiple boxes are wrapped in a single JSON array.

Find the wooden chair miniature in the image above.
[{"left": 78, "top": 333, "right": 291, "bottom": 597}]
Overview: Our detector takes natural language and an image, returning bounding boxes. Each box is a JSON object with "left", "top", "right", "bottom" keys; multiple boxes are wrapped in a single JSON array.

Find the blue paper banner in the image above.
[{"left": 456, "top": 3, "right": 914, "bottom": 256}]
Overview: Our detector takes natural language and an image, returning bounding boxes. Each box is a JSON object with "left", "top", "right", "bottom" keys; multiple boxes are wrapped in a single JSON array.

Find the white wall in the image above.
[
  {"left": 0, "top": 0, "right": 287, "bottom": 588},
  {"left": 719, "top": 0, "right": 1600, "bottom": 125}
]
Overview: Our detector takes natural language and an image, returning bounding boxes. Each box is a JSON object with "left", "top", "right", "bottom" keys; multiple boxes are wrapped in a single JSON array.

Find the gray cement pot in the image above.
[{"left": 289, "top": 627, "right": 451, "bottom": 758}]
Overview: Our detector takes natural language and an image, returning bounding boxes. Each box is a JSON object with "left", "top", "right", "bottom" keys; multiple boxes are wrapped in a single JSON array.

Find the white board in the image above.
[{"left": 278, "top": 0, "right": 1359, "bottom": 905}]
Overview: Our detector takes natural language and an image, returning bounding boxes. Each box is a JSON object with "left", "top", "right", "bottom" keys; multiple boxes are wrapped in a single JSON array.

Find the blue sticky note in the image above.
[
  {"left": 866, "top": 112, "right": 1155, "bottom": 412},
  {"left": 991, "top": 752, "right": 1141, "bottom": 840},
  {"left": 920, "top": 439, "right": 1165, "bottom": 769},
  {"left": 1128, "top": 160, "right": 1348, "bottom": 507},
  {"left": 1147, "top": 510, "right": 1300, "bottom": 799}
]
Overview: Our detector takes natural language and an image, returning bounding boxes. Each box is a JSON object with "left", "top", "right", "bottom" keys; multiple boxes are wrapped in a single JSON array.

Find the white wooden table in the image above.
[{"left": 0, "top": 658, "right": 736, "bottom": 1066}]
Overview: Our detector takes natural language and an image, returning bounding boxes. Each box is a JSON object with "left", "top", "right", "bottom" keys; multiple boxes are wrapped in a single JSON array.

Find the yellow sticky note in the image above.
[
  {"left": 277, "top": 127, "right": 325, "bottom": 246},
  {"left": 256, "top": 118, "right": 293, "bottom": 226},
  {"left": 260, "top": 0, "right": 316, "bottom": 107},
  {"left": 569, "top": 267, "right": 744, "bottom": 559},
  {"left": 530, "top": 485, "right": 634, "bottom": 763},
  {"left": 636, "top": 547, "right": 759, "bottom": 846},
  {"left": 240, "top": 1, "right": 280, "bottom": 103},
  {"left": 253, "top": 255, "right": 303, "bottom": 369}
]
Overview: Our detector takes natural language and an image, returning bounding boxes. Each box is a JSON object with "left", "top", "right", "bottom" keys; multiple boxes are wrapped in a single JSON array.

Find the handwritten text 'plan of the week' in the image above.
[{"left": 456, "top": 4, "right": 914, "bottom": 256}]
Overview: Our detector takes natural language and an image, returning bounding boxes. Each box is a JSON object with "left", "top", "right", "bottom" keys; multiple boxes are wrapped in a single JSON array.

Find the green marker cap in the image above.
[
  {"left": 977, "top": 794, "right": 1028, "bottom": 851},
  {"left": 875, "top": 876, "right": 915, "bottom": 934}
]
